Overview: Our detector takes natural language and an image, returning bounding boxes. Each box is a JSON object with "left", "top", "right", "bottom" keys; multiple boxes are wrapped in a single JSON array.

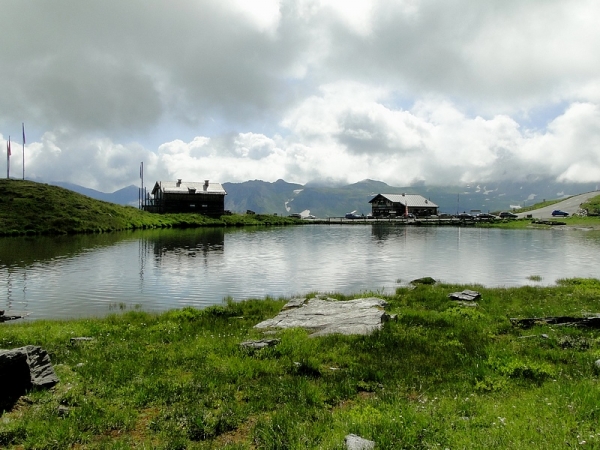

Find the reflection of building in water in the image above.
[
  {"left": 144, "top": 179, "right": 227, "bottom": 216},
  {"left": 371, "top": 225, "right": 405, "bottom": 241},
  {"left": 144, "top": 229, "right": 225, "bottom": 266},
  {"left": 138, "top": 229, "right": 226, "bottom": 294}
]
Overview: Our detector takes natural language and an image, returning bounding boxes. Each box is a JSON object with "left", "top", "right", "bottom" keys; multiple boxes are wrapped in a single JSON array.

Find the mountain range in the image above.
[{"left": 48, "top": 178, "right": 600, "bottom": 217}]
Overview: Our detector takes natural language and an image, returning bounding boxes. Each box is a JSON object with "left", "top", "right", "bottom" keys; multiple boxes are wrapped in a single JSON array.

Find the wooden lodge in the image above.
[
  {"left": 144, "top": 179, "right": 227, "bottom": 216},
  {"left": 369, "top": 193, "right": 438, "bottom": 218}
]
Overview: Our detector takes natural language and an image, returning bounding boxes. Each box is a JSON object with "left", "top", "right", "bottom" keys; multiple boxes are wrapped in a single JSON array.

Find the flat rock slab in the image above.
[
  {"left": 254, "top": 297, "right": 389, "bottom": 337},
  {"left": 448, "top": 290, "right": 481, "bottom": 301}
]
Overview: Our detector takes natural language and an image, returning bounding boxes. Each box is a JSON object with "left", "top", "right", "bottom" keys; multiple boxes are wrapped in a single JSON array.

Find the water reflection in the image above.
[{"left": 1, "top": 225, "right": 600, "bottom": 321}]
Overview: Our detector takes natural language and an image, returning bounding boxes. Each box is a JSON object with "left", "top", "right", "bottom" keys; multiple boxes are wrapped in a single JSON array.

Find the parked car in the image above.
[
  {"left": 499, "top": 212, "right": 518, "bottom": 219},
  {"left": 476, "top": 213, "right": 497, "bottom": 220},
  {"left": 345, "top": 212, "right": 364, "bottom": 219},
  {"left": 456, "top": 212, "right": 474, "bottom": 220},
  {"left": 289, "top": 213, "right": 302, "bottom": 219},
  {"left": 551, "top": 209, "right": 569, "bottom": 217},
  {"left": 305, "top": 214, "right": 316, "bottom": 219}
]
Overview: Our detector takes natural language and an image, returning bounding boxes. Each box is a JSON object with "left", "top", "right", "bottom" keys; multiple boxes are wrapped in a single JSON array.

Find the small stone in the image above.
[
  {"left": 448, "top": 290, "right": 481, "bottom": 301},
  {"left": 345, "top": 434, "right": 376, "bottom": 450},
  {"left": 239, "top": 339, "right": 280, "bottom": 350},
  {"left": 281, "top": 298, "right": 308, "bottom": 310},
  {"left": 410, "top": 277, "right": 436, "bottom": 285},
  {"left": 70, "top": 337, "right": 94, "bottom": 345}
]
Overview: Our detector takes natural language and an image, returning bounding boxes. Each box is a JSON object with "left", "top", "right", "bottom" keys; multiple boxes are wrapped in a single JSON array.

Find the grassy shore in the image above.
[
  {"left": 2, "top": 280, "right": 600, "bottom": 449},
  {"left": 0, "top": 180, "right": 301, "bottom": 236}
]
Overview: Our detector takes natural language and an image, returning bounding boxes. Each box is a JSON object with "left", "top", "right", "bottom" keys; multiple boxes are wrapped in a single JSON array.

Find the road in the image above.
[{"left": 515, "top": 191, "right": 600, "bottom": 219}]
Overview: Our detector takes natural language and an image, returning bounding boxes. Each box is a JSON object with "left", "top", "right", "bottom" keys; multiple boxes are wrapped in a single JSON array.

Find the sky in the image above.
[{"left": 2, "top": 0, "right": 600, "bottom": 193}]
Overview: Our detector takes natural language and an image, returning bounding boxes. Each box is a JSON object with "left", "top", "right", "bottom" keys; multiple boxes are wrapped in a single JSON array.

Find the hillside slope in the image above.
[
  {"left": 0, "top": 180, "right": 174, "bottom": 235},
  {"left": 0, "top": 180, "right": 300, "bottom": 236}
]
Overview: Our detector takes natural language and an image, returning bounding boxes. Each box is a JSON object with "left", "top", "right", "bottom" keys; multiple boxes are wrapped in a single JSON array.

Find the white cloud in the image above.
[{"left": 1, "top": 0, "right": 600, "bottom": 191}]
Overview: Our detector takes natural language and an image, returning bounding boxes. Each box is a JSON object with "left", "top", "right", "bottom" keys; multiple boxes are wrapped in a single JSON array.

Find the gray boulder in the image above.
[
  {"left": 255, "top": 297, "right": 389, "bottom": 337},
  {"left": 345, "top": 434, "right": 376, "bottom": 449},
  {"left": 0, "top": 345, "right": 59, "bottom": 410}
]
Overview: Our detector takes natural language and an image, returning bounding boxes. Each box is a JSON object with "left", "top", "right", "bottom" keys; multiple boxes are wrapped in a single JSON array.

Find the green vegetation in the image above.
[
  {"left": 0, "top": 180, "right": 301, "bottom": 236},
  {"left": 581, "top": 195, "right": 600, "bottom": 216},
  {"left": 527, "top": 275, "right": 543, "bottom": 282},
  {"left": 3, "top": 280, "right": 600, "bottom": 448}
]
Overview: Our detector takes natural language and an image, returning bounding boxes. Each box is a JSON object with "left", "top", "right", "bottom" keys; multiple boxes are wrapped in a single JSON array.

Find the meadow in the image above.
[{"left": 2, "top": 279, "right": 600, "bottom": 449}]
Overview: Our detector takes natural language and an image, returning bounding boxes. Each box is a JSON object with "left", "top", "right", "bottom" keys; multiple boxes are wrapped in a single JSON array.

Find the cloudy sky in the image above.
[{"left": 1, "top": 0, "right": 600, "bottom": 192}]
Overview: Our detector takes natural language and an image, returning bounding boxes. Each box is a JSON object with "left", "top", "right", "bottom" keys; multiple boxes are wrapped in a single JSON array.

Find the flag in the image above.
[
  {"left": 7, "top": 137, "right": 10, "bottom": 157},
  {"left": 22, "top": 123, "right": 25, "bottom": 145}
]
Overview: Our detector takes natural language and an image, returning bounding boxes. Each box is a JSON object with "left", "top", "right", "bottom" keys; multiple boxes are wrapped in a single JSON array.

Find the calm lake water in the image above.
[{"left": 2, "top": 225, "right": 600, "bottom": 320}]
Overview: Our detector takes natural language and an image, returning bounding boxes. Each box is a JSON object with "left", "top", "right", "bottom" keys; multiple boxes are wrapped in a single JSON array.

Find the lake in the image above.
[{"left": 2, "top": 225, "right": 600, "bottom": 320}]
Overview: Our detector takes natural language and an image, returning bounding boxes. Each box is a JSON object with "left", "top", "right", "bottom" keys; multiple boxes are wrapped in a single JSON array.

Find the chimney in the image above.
[
  {"left": 176, "top": 179, "right": 182, "bottom": 187},
  {"left": 204, "top": 180, "right": 209, "bottom": 191}
]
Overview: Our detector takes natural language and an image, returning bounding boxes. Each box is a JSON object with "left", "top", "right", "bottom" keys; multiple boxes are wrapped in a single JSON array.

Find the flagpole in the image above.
[
  {"left": 22, "top": 123, "right": 25, "bottom": 180},
  {"left": 6, "top": 136, "right": 10, "bottom": 179}
]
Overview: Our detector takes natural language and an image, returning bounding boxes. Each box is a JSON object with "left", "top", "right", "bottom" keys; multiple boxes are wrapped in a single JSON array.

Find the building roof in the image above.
[
  {"left": 369, "top": 193, "right": 438, "bottom": 208},
  {"left": 153, "top": 180, "right": 226, "bottom": 195}
]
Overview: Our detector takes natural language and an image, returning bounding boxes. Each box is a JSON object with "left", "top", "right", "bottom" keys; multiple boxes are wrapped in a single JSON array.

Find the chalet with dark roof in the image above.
[
  {"left": 369, "top": 193, "right": 438, "bottom": 217},
  {"left": 146, "top": 179, "right": 226, "bottom": 216}
]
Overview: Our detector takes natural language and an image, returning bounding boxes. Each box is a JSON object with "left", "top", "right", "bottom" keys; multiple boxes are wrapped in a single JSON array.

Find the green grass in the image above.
[
  {"left": 2, "top": 280, "right": 600, "bottom": 448},
  {"left": 0, "top": 180, "right": 301, "bottom": 236},
  {"left": 580, "top": 195, "right": 600, "bottom": 216}
]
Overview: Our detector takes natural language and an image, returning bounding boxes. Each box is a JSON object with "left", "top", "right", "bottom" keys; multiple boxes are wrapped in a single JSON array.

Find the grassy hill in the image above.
[{"left": 0, "top": 180, "right": 299, "bottom": 236}]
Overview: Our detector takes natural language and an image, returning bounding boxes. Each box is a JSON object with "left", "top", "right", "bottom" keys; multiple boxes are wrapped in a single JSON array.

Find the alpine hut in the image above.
[
  {"left": 146, "top": 179, "right": 227, "bottom": 216},
  {"left": 368, "top": 193, "right": 438, "bottom": 218}
]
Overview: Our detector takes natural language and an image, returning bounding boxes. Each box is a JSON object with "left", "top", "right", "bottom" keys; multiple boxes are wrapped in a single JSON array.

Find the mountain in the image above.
[
  {"left": 48, "top": 182, "right": 141, "bottom": 207},
  {"left": 222, "top": 179, "right": 303, "bottom": 214},
  {"left": 48, "top": 178, "right": 600, "bottom": 217}
]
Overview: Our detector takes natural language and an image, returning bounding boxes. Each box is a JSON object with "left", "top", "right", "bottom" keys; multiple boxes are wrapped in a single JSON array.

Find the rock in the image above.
[
  {"left": 240, "top": 339, "right": 280, "bottom": 350},
  {"left": 448, "top": 290, "right": 481, "bottom": 301},
  {"left": 345, "top": 434, "right": 376, "bottom": 450},
  {"left": 510, "top": 316, "right": 600, "bottom": 329},
  {"left": 595, "top": 360, "right": 600, "bottom": 371},
  {"left": 70, "top": 337, "right": 94, "bottom": 345},
  {"left": 0, "top": 346, "right": 59, "bottom": 411},
  {"left": 255, "top": 297, "right": 389, "bottom": 337},
  {"left": 410, "top": 277, "right": 436, "bottom": 285},
  {"left": 0, "top": 311, "right": 24, "bottom": 322},
  {"left": 454, "top": 301, "right": 479, "bottom": 307},
  {"left": 281, "top": 297, "right": 308, "bottom": 311}
]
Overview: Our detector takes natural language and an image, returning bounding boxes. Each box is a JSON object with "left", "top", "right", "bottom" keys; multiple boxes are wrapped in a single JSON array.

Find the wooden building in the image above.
[
  {"left": 145, "top": 179, "right": 227, "bottom": 216},
  {"left": 369, "top": 193, "right": 438, "bottom": 217}
]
